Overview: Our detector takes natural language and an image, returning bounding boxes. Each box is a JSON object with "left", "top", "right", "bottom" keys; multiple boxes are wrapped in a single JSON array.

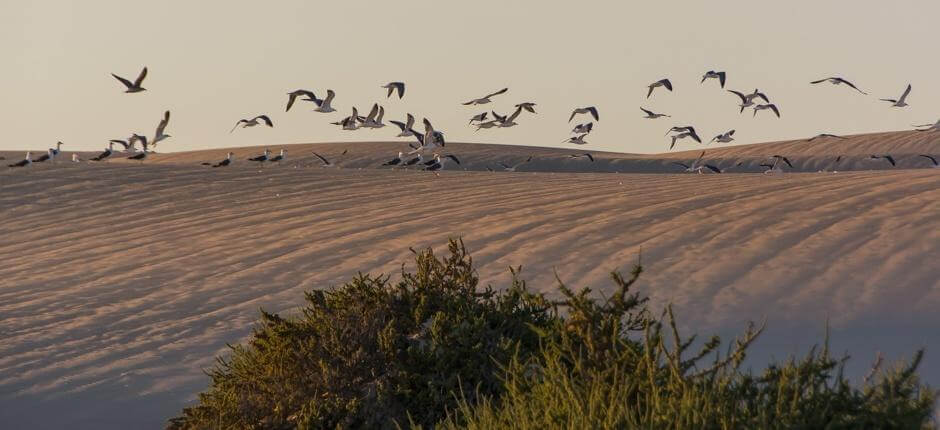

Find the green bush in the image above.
[{"left": 169, "top": 239, "right": 936, "bottom": 429}]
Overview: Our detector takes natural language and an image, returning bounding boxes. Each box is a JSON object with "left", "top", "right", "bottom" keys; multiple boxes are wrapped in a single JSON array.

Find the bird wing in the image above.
[
  {"left": 231, "top": 120, "right": 246, "bottom": 133},
  {"left": 728, "top": 90, "right": 747, "bottom": 102},
  {"left": 718, "top": 72, "right": 726, "bottom": 88},
  {"left": 156, "top": 110, "right": 170, "bottom": 135},
  {"left": 704, "top": 164, "right": 722, "bottom": 173},
  {"left": 728, "top": 129, "right": 735, "bottom": 136},
  {"left": 110, "top": 139, "right": 129, "bottom": 149},
  {"left": 587, "top": 107, "right": 598, "bottom": 121},
  {"left": 754, "top": 92, "right": 770, "bottom": 103},
  {"left": 390, "top": 120, "right": 407, "bottom": 131},
  {"left": 365, "top": 103, "right": 379, "bottom": 121},
  {"left": 313, "top": 152, "right": 330, "bottom": 165},
  {"left": 841, "top": 79, "right": 867, "bottom": 94},
  {"left": 406, "top": 113, "right": 415, "bottom": 127},
  {"left": 394, "top": 82, "right": 405, "bottom": 98},
  {"left": 507, "top": 106, "right": 523, "bottom": 122},
  {"left": 646, "top": 86, "right": 654, "bottom": 98},
  {"left": 898, "top": 84, "right": 912, "bottom": 103},
  {"left": 809, "top": 78, "right": 828, "bottom": 84},
  {"left": 640, "top": 107, "right": 654, "bottom": 116},
  {"left": 112, "top": 73, "right": 134, "bottom": 89},
  {"left": 445, "top": 154, "right": 461, "bottom": 164},
  {"left": 133, "top": 67, "right": 148, "bottom": 86},
  {"left": 671, "top": 162, "right": 690, "bottom": 169},
  {"left": 885, "top": 155, "right": 896, "bottom": 166},
  {"left": 286, "top": 93, "right": 300, "bottom": 111},
  {"left": 769, "top": 104, "right": 780, "bottom": 117},
  {"left": 484, "top": 87, "right": 508, "bottom": 99},
  {"left": 586, "top": 153, "right": 594, "bottom": 162},
  {"left": 918, "top": 154, "right": 938, "bottom": 165},
  {"left": 323, "top": 89, "right": 335, "bottom": 104},
  {"left": 256, "top": 115, "right": 274, "bottom": 127},
  {"left": 568, "top": 110, "right": 577, "bottom": 122},
  {"left": 662, "top": 79, "right": 673, "bottom": 91}
]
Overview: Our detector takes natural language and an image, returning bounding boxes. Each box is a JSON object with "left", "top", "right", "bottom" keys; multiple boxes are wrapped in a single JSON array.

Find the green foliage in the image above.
[{"left": 169, "top": 239, "right": 936, "bottom": 430}]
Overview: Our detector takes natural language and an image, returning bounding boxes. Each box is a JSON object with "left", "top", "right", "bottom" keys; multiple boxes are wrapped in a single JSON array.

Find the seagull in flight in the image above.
[
  {"left": 390, "top": 113, "right": 416, "bottom": 137},
  {"left": 152, "top": 110, "right": 171, "bottom": 148},
  {"left": 869, "top": 154, "right": 897, "bottom": 166},
  {"left": 647, "top": 78, "right": 673, "bottom": 98},
  {"left": 360, "top": 104, "right": 386, "bottom": 128},
  {"left": 918, "top": 154, "right": 938, "bottom": 168},
  {"left": 569, "top": 153, "right": 595, "bottom": 162},
  {"left": 728, "top": 89, "right": 770, "bottom": 112},
  {"left": 475, "top": 120, "right": 501, "bottom": 131},
  {"left": 701, "top": 71, "right": 726, "bottom": 88},
  {"left": 515, "top": 102, "right": 537, "bottom": 113},
  {"left": 914, "top": 119, "right": 940, "bottom": 132},
  {"left": 640, "top": 107, "right": 670, "bottom": 119},
  {"left": 879, "top": 84, "right": 911, "bottom": 107},
  {"left": 499, "top": 156, "right": 532, "bottom": 172},
  {"left": 286, "top": 89, "right": 317, "bottom": 112},
  {"left": 572, "top": 122, "right": 594, "bottom": 134},
  {"left": 709, "top": 130, "right": 735, "bottom": 144},
  {"left": 810, "top": 77, "right": 867, "bottom": 94},
  {"left": 807, "top": 133, "right": 846, "bottom": 141},
  {"left": 497, "top": 106, "right": 525, "bottom": 127},
  {"left": 469, "top": 112, "right": 488, "bottom": 124},
  {"left": 666, "top": 126, "right": 702, "bottom": 143},
  {"left": 763, "top": 155, "right": 794, "bottom": 173},
  {"left": 382, "top": 82, "right": 405, "bottom": 99},
  {"left": 231, "top": 115, "right": 273, "bottom": 132},
  {"left": 311, "top": 89, "right": 337, "bottom": 113},
  {"left": 671, "top": 151, "right": 717, "bottom": 173},
  {"left": 753, "top": 104, "right": 781, "bottom": 118},
  {"left": 112, "top": 67, "right": 147, "bottom": 93},
  {"left": 408, "top": 119, "right": 446, "bottom": 154},
  {"left": 564, "top": 134, "right": 589, "bottom": 145},
  {"left": 462, "top": 88, "right": 508, "bottom": 105},
  {"left": 569, "top": 106, "right": 599, "bottom": 122},
  {"left": 669, "top": 132, "right": 699, "bottom": 150}
]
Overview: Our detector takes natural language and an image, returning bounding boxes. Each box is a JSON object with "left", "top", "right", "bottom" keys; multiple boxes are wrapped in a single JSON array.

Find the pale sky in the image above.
[{"left": 2, "top": 0, "right": 938, "bottom": 154}]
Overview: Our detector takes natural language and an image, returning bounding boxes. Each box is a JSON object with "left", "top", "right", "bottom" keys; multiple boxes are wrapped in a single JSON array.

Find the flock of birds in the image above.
[{"left": 4, "top": 66, "right": 940, "bottom": 173}]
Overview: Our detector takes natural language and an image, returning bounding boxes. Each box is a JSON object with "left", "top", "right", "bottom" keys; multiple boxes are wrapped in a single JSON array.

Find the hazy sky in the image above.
[{"left": 2, "top": 1, "right": 938, "bottom": 153}]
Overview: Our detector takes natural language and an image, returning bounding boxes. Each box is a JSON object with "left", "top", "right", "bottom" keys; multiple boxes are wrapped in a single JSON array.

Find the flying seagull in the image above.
[
  {"left": 647, "top": 78, "right": 673, "bottom": 98},
  {"left": 913, "top": 119, "right": 940, "bottom": 132},
  {"left": 569, "top": 106, "right": 599, "bottom": 122},
  {"left": 640, "top": 107, "right": 670, "bottom": 119},
  {"left": 918, "top": 154, "right": 938, "bottom": 168},
  {"left": 311, "top": 89, "right": 337, "bottom": 113},
  {"left": 666, "top": 126, "right": 702, "bottom": 142},
  {"left": 203, "top": 152, "right": 234, "bottom": 167},
  {"left": 497, "top": 106, "right": 526, "bottom": 127},
  {"left": 475, "top": 120, "right": 500, "bottom": 131},
  {"left": 153, "top": 110, "right": 171, "bottom": 148},
  {"left": 382, "top": 82, "right": 406, "bottom": 99},
  {"left": 462, "top": 88, "right": 508, "bottom": 105},
  {"left": 569, "top": 153, "right": 595, "bottom": 162},
  {"left": 710, "top": 130, "right": 735, "bottom": 144},
  {"left": 753, "top": 104, "right": 781, "bottom": 118},
  {"left": 728, "top": 89, "right": 770, "bottom": 112},
  {"left": 869, "top": 154, "right": 897, "bottom": 166},
  {"left": 7, "top": 152, "right": 31, "bottom": 168},
  {"left": 810, "top": 77, "right": 867, "bottom": 95},
  {"left": 807, "top": 133, "right": 845, "bottom": 141},
  {"left": 469, "top": 112, "right": 488, "bottom": 124},
  {"left": 231, "top": 115, "right": 273, "bottom": 132},
  {"left": 762, "top": 155, "right": 794, "bottom": 173},
  {"left": 515, "top": 102, "right": 537, "bottom": 113},
  {"left": 564, "top": 134, "right": 589, "bottom": 145},
  {"left": 360, "top": 104, "right": 386, "bottom": 128},
  {"left": 112, "top": 67, "right": 148, "bottom": 93},
  {"left": 701, "top": 71, "right": 726, "bottom": 88},
  {"left": 572, "top": 122, "right": 594, "bottom": 134},
  {"left": 879, "top": 84, "right": 911, "bottom": 107},
  {"left": 332, "top": 107, "right": 360, "bottom": 130},
  {"left": 286, "top": 89, "right": 317, "bottom": 112},
  {"left": 390, "top": 113, "right": 416, "bottom": 137},
  {"left": 669, "top": 132, "right": 699, "bottom": 150},
  {"left": 671, "top": 151, "right": 707, "bottom": 173},
  {"left": 499, "top": 156, "right": 532, "bottom": 172}
]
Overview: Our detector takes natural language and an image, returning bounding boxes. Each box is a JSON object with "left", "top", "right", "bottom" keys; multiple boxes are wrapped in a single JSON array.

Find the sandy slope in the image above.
[{"left": 1, "top": 134, "right": 938, "bottom": 428}]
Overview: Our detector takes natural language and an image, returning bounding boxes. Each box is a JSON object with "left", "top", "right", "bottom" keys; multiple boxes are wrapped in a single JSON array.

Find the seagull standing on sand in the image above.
[
  {"left": 880, "top": 84, "right": 911, "bottom": 107},
  {"left": 810, "top": 77, "right": 867, "bottom": 94},
  {"left": 247, "top": 149, "right": 270, "bottom": 166},
  {"left": 203, "top": 152, "right": 234, "bottom": 167},
  {"left": 268, "top": 149, "right": 287, "bottom": 164},
  {"left": 425, "top": 154, "right": 460, "bottom": 172},
  {"left": 404, "top": 154, "right": 424, "bottom": 167},
  {"left": 112, "top": 67, "right": 148, "bottom": 93},
  {"left": 231, "top": 115, "right": 274, "bottom": 132},
  {"left": 728, "top": 89, "right": 770, "bottom": 112},
  {"left": 33, "top": 148, "right": 56, "bottom": 163},
  {"left": 91, "top": 143, "right": 114, "bottom": 161},
  {"left": 710, "top": 130, "right": 735, "bottom": 144},
  {"left": 753, "top": 104, "right": 781, "bottom": 118},
  {"left": 647, "top": 79, "right": 673, "bottom": 98},
  {"left": 286, "top": 89, "right": 317, "bottom": 112},
  {"left": 499, "top": 156, "right": 532, "bottom": 172},
  {"left": 640, "top": 107, "right": 670, "bottom": 119},
  {"left": 383, "top": 151, "right": 404, "bottom": 166},
  {"left": 382, "top": 82, "right": 406, "bottom": 99},
  {"left": 701, "top": 71, "right": 727, "bottom": 88},
  {"left": 390, "top": 113, "right": 416, "bottom": 137},
  {"left": 462, "top": 88, "right": 508, "bottom": 105},
  {"left": 8, "top": 152, "right": 32, "bottom": 168},
  {"left": 569, "top": 106, "right": 599, "bottom": 122}
]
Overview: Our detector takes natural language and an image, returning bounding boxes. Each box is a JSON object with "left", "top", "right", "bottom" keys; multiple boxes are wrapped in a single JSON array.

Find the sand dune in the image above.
[{"left": 1, "top": 132, "right": 938, "bottom": 427}]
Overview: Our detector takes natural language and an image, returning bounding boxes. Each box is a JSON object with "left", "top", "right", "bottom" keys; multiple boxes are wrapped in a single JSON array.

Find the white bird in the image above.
[
  {"left": 728, "top": 89, "right": 770, "bottom": 112},
  {"left": 286, "top": 89, "right": 317, "bottom": 112},
  {"left": 753, "top": 103, "right": 781, "bottom": 118},
  {"left": 709, "top": 130, "right": 735, "bottom": 144},
  {"left": 647, "top": 78, "right": 673, "bottom": 98},
  {"left": 382, "top": 82, "right": 405, "bottom": 99},
  {"left": 268, "top": 149, "right": 287, "bottom": 164},
  {"left": 810, "top": 77, "right": 867, "bottom": 94},
  {"left": 569, "top": 106, "right": 599, "bottom": 122},
  {"left": 311, "top": 89, "right": 337, "bottom": 113},
  {"left": 231, "top": 115, "right": 274, "bottom": 132},
  {"left": 879, "top": 84, "right": 911, "bottom": 107},
  {"left": 7, "top": 152, "right": 32, "bottom": 168},
  {"left": 701, "top": 71, "right": 726, "bottom": 88},
  {"left": 499, "top": 156, "right": 532, "bottom": 172},
  {"left": 564, "top": 134, "right": 589, "bottom": 145},
  {"left": 360, "top": 104, "right": 386, "bottom": 128},
  {"left": 571, "top": 122, "right": 594, "bottom": 134},
  {"left": 640, "top": 107, "right": 670, "bottom": 119},
  {"left": 462, "top": 88, "right": 508, "bottom": 105},
  {"left": 71, "top": 154, "right": 81, "bottom": 163},
  {"left": 390, "top": 113, "right": 416, "bottom": 137},
  {"left": 152, "top": 110, "right": 171, "bottom": 148},
  {"left": 112, "top": 67, "right": 147, "bottom": 93}
]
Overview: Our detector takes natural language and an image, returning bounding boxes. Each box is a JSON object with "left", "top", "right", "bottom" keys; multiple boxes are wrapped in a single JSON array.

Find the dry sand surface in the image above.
[{"left": 1, "top": 132, "right": 938, "bottom": 428}]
